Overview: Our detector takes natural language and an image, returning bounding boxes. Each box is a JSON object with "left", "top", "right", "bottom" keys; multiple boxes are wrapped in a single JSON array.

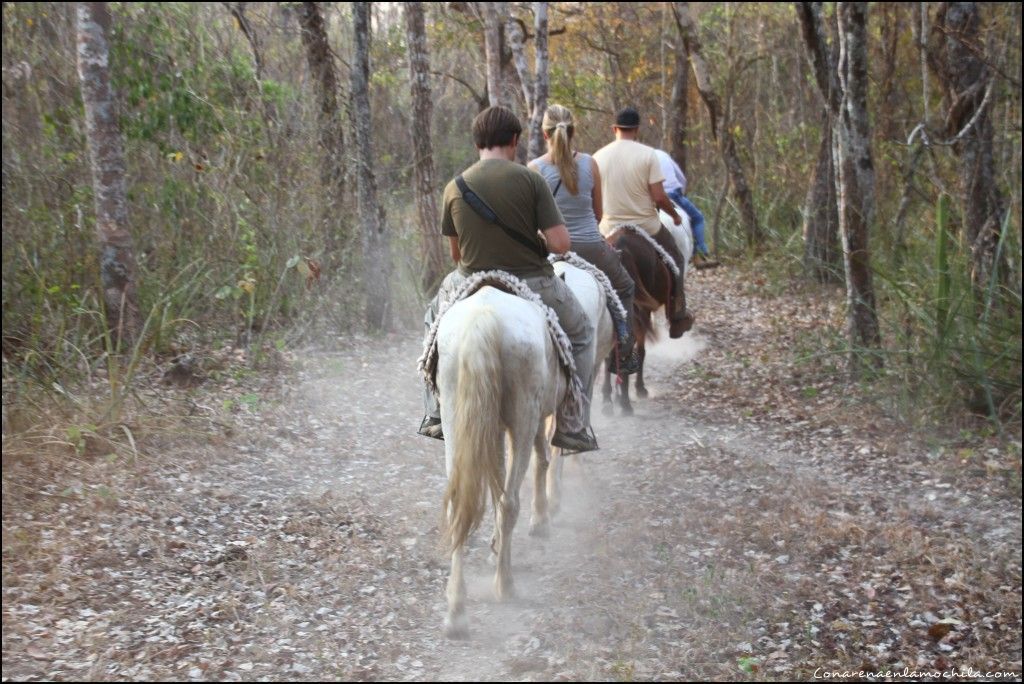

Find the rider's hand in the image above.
[{"left": 672, "top": 212, "right": 682, "bottom": 226}]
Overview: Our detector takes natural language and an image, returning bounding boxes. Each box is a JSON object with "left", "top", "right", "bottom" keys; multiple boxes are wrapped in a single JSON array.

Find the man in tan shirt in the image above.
[{"left": 593, "top": 108, "right": 693, "bottom": 338}]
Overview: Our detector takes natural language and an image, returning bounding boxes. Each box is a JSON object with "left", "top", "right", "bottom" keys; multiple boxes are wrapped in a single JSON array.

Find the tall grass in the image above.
[{"left": 871, "top": 196, "right": 1022, "bottom": 425}]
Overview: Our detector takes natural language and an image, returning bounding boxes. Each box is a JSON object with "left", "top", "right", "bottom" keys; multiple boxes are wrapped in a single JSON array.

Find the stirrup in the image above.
[
  {"left": 551, "top": 425, "right": 599, "bottom": 454},
  {"left": 417, "top": 416, "right": 444, "bottom": 441}
]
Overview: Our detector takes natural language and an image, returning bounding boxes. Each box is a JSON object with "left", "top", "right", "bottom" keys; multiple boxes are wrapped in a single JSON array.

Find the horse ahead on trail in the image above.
[
  {"left": 603, "top": 208, "right": 693, "bottom": 415},
  {"left": 431, "top": 263, "right": 611, "bottom": 639},
  {"left": 546, "top": 258, "right": 614, "bottom": 512}
]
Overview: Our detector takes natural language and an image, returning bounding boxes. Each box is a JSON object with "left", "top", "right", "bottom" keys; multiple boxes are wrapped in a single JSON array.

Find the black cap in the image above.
[{"left": 614, "top": 107, "right": 641, "bottom": 129}]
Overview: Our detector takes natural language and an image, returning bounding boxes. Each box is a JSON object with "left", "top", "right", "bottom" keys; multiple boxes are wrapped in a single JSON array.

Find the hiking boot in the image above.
[
  {"left": 617, "top": 346, "right": 642, "bottom": 375},
  {"left": 669, "top": 311, "right": 695, "bottom": 339},
  {"left": 551, "top": 426, "right": 599, "bottom": 454},
  {"left": 693, "top": 252, "right": 720, "bottom": 269},
  {"left": 609, "top": 344, "right": 641, "bottom": 376},
  {"left": 417, "top": 415, "right": 444, "bottom": 441}
]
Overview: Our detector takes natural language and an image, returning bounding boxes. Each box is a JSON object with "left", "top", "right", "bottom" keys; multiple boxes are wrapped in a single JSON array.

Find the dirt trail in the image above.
[{"left": 3, "top": 270, "right": 1020, "bottom": 681}]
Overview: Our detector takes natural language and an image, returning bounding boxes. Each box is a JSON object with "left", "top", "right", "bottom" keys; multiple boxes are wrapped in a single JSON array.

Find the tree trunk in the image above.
[
  {"left": 404, "top": 1, "right": 446, "bottom": 294},
  {"left": 298, "top": 1, "right": 347, "bottom": 261},
  {"left": 877, "top": 2, "right": 903, "bottom": 140},
  {"left": 352, "top": 2, "right": 391, "bottom": 330},
  {"left": 673, "top": 2, "right": 761, "bottom": 247},
  {"left": 834, "top": 2, "right": 881, "bottom": 360},
  {"left": 795, "top": 2, "right": 841, "bottom": 282},
  {"left": 483, "top": 2, "right": 510, "bottom": 109},
  {"left": 507, "top": 4, "right": 549, "bottom": 162},
  {"left": 76, "top": 2, "right": 141, "bottom": 346},
  {"left": 930, "top": 2, "right": 1009, "bottom": 293},
  {"left": 803, "top": 117, "right": 841, "bottom": 282},
  {"left": 226, "top": 3, "right": 277, "bottom": 131},
  {"left": 529, "top": 3, "right": 549, "bottom": 162},
  {"left": 226, "top": 2, "right": 264, "bottom": 82},
  {"left": 670, "top": 39, "right": 689, "bottom": 174}
]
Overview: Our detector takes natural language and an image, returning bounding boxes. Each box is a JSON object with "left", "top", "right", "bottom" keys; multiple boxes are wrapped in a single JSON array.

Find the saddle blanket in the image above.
[{"left": 417, "top": 270, "right": 586, "bottom": 433}]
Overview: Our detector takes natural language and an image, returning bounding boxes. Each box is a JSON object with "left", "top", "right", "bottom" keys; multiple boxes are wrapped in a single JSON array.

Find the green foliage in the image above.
[
  {"left": 110, "top": 4, "right": 229, "bottom": 150},
  {"left": 2, "top": 1, "right": 1020, "bottom": 437},
  {"left": 871, "top": 203, "right": 1022, "bottom": 424}
]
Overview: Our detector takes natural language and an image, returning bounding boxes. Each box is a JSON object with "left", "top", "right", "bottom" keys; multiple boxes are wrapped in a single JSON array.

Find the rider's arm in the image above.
[
  {"left": 540, "top": 224, "right": 572, "bottom": 255},
  {"left": 448, "top": 235, "right": 461, "bottom": 263},
  {"left": 590, "top": 158, "right": 603, "bottom": 223},
  {"left": 649, "top": 181, "right": 682, "bottom": 225}
]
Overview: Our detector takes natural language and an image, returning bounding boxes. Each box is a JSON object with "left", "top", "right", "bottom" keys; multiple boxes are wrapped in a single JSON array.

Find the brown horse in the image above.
[{"left": 601, "top": 227, "right": 675, "bottom": 415}]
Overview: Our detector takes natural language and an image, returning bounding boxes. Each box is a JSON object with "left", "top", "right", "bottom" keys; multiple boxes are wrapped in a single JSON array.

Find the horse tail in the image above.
[
  {"left": 442, "top": 306, "right": 505, "bottom": 553},
  {"left": 631, "top": 278, "right": 661, "bottom": 315}
]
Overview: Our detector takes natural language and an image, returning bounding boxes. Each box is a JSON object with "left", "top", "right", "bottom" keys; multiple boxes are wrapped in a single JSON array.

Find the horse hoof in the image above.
[
  {"left": 636, "top": 387, "right": 649, "bottom": 399},
  {"left": 620, "top": 404, "right": 634, "bottom": 417},
  {"left": 444, "top": 614, "right": 470, "bottom": 640},
  {"left": 495, "top": 580, "right": 516, "bottom": 602},
  {"left": 528, "top": 519, "right": 550, "bottom": 539}
]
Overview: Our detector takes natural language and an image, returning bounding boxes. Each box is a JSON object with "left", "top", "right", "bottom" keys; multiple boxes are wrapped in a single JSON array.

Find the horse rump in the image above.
[{"left": 441, "top": 305, "right": 505, "bottom": 554}]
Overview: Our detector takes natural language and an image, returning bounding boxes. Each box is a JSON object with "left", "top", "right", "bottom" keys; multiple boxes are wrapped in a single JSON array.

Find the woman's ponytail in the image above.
[{"left": 542, "top": 105, "right": 579, "bottom": 195}]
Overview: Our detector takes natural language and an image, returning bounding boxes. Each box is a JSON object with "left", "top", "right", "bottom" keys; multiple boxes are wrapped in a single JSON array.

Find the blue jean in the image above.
[{"left": 668, "top": 189, "right": 709, "bottom": 256}]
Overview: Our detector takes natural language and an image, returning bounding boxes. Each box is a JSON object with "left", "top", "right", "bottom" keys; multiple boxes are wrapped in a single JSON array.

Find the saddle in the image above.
[
  {"left": 549, "top": 251, "right": 629, "bottom": 337},
  {"left": 417, "top": 270, "right": 586, "bottom": 434}
]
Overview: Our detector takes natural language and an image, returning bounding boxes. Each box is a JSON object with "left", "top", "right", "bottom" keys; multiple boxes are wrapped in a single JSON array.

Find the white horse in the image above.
[
  {"left": 542, "top": 261, "right": 614, "bottom": 515},
  {"left": 660, "top": 202, "right": 694, "bottom": 274},
  {"left": 436, "top": 285, "right": 566, "bottom": 639}
]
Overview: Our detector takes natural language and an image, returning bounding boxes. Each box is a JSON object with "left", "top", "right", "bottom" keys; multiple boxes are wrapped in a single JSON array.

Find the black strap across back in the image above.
[{"left": 455, "top": 175, "right": 549, "bottom": 260}]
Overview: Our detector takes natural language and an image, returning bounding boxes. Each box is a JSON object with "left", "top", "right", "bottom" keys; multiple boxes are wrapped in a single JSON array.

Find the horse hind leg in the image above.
[
  {"left": 601, "top": 359, "right": 615, "bottom": 416},
  {"left": 530, "top": 425, "right": 552, "bottom": 538},
  {"left": 618, "top": 372, "right": 634, "bottom": 416},
  {"left": 445, "top": 542, "right": 470, "bottom": 639},
  {"left": 494, "top": 418, "right": 533, "bottom": 602},
  {"left": 635, "top": 345, "right": 649, "bottom": 398}
]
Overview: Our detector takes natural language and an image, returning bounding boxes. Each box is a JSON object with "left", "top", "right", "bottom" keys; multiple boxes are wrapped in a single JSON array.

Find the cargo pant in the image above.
[{"left": 571, "top": 240, "right": 636, "bottom": 331}]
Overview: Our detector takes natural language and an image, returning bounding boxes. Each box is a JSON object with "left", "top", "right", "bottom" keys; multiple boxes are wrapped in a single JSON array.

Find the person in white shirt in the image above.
[{"left": 654, "top": 148, "right": 711, "bottom": 260}]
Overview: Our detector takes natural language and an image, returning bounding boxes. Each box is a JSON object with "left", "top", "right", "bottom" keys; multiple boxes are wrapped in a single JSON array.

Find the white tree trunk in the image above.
[
  {"left": 834, "top": 2, "right": 881, "bottom": 360},
  {"left": 76, "top": 1, "right": 141, "bottom": 345}
]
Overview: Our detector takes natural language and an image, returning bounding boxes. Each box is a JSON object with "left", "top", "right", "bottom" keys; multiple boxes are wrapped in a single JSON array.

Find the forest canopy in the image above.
[{"left": 2, "top": 2, "right": 1021, "bottom": 425}]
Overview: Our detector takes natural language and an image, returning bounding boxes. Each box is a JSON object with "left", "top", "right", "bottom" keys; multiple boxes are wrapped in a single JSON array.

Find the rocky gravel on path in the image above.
[{"left": 3, "top": 266, "right": 1020, "bottom": 681}]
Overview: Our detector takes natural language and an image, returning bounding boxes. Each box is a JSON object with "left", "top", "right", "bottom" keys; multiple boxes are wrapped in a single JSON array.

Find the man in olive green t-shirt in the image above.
[
  {"left": 439, "top": 161, "right": 559, "bottom": 279},
  {"left": 419, "top": 106, "right": 598, "bottom": 453}
]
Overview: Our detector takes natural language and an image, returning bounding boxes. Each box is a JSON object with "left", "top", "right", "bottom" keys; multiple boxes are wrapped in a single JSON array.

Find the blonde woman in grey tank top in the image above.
[{"left": 528, "top": 104, "right": 640, "bottom": 375}]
